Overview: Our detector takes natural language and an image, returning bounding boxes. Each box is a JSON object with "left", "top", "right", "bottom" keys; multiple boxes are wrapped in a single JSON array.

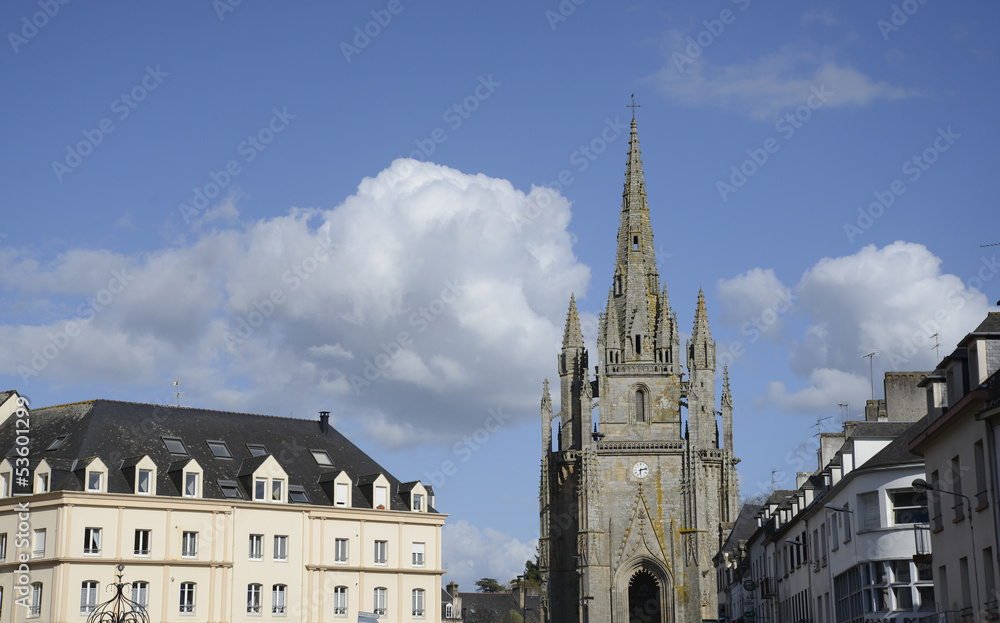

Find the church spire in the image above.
[
  {"left": 562, "top": 293, "right": 584, "bottom": 350},
  {"left": 692, "top": 287, "right": 711, "bottom": 340},
  {"left": 721, "top": 365, "right": 733, "bottom": 409}
]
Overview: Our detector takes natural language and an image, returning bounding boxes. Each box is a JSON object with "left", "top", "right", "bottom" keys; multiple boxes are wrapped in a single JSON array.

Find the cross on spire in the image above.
[{"left": 627, "top": 93, "right": 641, "bottom": 119}]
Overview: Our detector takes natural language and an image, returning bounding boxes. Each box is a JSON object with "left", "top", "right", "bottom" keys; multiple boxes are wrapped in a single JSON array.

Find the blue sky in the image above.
[{"left": 1, "top": 1, "right": 998, "bottom": 588}]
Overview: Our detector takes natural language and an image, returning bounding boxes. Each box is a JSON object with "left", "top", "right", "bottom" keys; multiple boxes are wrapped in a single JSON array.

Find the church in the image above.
[{"left": 538, "top": 114, "right": 740, "bottom": 623}]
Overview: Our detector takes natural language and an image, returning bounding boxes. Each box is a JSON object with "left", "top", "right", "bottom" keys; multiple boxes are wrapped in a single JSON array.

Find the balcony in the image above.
[{"left": 760, "top": 577, "right": 777, "bottom": 598}]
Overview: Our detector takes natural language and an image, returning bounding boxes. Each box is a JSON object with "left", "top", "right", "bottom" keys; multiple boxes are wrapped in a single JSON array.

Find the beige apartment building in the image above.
[{"left": 0, "top": 393, "right": 444, "bottom": 623}]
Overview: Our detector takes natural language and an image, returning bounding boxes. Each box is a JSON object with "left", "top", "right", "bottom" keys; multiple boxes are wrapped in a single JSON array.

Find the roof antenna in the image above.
[
  {"left": 173, "top": 381, "right": 181, "bottom": 407},
  {"left": 861, "top": 351, "right": 878, "bottom": 401},
  {"left": 930, "top": 333, "right": 941, "bottom": 362},
  {"left": 837, "top": 402, "right": 849, "bottom": 427},
  {"left": 814, "top": 415, "right": 833, "bottom": 438}
]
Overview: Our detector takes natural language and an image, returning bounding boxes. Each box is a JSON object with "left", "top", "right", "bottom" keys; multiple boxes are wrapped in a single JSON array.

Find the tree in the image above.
[{"left": 475, "top": 577, "right": 505, "bottom": 593}]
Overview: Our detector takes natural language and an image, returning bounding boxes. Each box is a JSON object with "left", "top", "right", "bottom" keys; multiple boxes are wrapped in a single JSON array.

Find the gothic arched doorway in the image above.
[{"left": 628, "top": 569, "right": 662, "bottom": 623}]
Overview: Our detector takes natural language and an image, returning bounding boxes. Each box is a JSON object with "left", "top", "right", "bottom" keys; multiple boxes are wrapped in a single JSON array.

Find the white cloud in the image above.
[
  {"left": 752, "top": 242, "right": 994, "bottom": 414},
  {"left": 0, "top": 159, "right": 590, "bottom": 446},
  {"left": 442, "top": 519, "right": 537, "bottom": 590},
  {"left": 650, "top": 37, "right": 918, "bottom": 120},
  {"left": 716, "top": 268, "right": 795, "bottom": 339},
  {"left": 802, "top": 9, "right": 840, "bottom": 26}
]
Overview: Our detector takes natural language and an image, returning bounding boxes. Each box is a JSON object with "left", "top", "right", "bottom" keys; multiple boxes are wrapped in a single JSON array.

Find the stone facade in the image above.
[{"left": 539, "top": 117, "right": 740, "bottom": 623}]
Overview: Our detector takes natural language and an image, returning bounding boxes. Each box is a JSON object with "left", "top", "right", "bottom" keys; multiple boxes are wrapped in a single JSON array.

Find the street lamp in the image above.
[
  {"left": 913, "top": 478, "right": 981, "bottom": 619},
  {"left": 86, "top": 564, "right": 150, "bottom": 623}
]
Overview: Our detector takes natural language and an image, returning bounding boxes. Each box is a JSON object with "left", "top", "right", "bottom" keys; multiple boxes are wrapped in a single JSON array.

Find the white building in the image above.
[
  {"left": 910, "top": 311, "right": 1000, "bottom": 621},
  {"left": 0, "top": 393, "right": 445, "bottom": 623}
]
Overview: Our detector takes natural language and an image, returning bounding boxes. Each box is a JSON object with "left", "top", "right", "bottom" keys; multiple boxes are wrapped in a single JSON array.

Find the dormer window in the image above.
[
  {"left": 36, "top": 472, "right": 49, "bottom": 493},
  {"left": 206, "top": 440, "right": 232, "bottom": 459},
  {"left": 137, "top": 469, "right": 152, "bottom": 495},
  {"left": 184, "top": 472, "right": 199, "bottom": 498},
  {"left": 219, "top": 479, "right": 243, "bottom": 499},
  {"left": 413, "top": 494, "right": 423, "bottom": 512},
  {"left": 288, "top": 485, "right": 308, "bottom": 503},
  {"left": 335, "top": 483, "right": 349, "bottom": 506},
  {"left": 87, "top": 471, "right": 103, "bottom": 492},
  {"left": 271, "top": 479, "right": 284, "bottom": 502},
  {"left": 375, "top": 486, "right": 387, "bottom": 510},
  {"left": 254, "top": 478, "right": 267, "bottom": 501},
  {"left": 162, "top": 437, "right": 188, "bottom": 455}
]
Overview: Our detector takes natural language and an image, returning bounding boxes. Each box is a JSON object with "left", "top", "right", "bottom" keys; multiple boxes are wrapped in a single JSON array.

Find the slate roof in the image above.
[
  {"left": 863, "top": 417, "right": 926, "bottom": 468},
  {"left": 0, "top": 399, "right": 438, "bottom": 512},
  {"left": 720, "top": 502, "right": 762, "bottom": 555}
]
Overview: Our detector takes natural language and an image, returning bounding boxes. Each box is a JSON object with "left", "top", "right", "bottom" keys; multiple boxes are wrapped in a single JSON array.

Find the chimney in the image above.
[
  {"left": 447, "top": 582, "right": 459, "bottom": 598},
  {"left": 319, "top": 411, "right": 330, "bottom": 433}
]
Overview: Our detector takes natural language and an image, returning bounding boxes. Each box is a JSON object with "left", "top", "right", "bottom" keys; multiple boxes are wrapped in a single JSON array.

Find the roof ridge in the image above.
[{"left": 36, "top": 398, "right": 318, "bottom": 424}]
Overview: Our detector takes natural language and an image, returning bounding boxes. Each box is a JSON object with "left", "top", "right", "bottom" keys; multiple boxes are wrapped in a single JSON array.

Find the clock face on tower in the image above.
[{"left": 632, "top": 462, "right": 649, "bottom": 478}]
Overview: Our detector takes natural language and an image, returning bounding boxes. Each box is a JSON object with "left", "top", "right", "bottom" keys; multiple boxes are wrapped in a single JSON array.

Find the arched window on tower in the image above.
[{"left": 635, "top": 389, "right": 646, "bottom": 423}]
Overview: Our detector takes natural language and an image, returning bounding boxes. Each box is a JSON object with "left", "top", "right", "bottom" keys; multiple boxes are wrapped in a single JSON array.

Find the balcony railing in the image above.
[
  {"left": 917, "top": 611, "right": 966, "bottom": 623},
  {"left": 953, "top": 502, "right": 966, "bottom": 522},
  {"left": 986, "top": 599, "right": 999, "bottom": 620},
  {"left": 977, "top": 490, "right": 989, "bottom": 511},
  {"left": 932, "top": 514, "right": 944, "bottom": 533}
]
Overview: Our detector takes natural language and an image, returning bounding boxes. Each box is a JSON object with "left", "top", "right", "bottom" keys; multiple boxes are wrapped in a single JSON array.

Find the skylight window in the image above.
[
  {"left": 206, "top": 440, "right": 231, "bottom": 459},
  {"left": 311, "top": 450, "right": 333, "bottom": 466},
  {"left": 288, "top": 485, "right": 309, "bottom": 503},
  {"left": 246, "top": 444, "right": 268, "bottom": 457},
  {"left": 162, "top": 437, "right": 188, "bottom": 455},
  {"left": 45, "top": 435, "right": 69, "bottom": 451},
  {"left": 218, "top": 479, "right": 243, "bottom": 499}
]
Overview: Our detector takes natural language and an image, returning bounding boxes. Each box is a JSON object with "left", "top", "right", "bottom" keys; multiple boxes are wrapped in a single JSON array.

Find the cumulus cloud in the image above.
[
  {"left": 0, "top": 159, "right": 590, "bottom": 444},
  {"left": 650, "top": 38, "right": 918, "bottom": 120},
  {"left": 752, "top": 242, "right": 994, "bottom": 414},
  {"left": 716, "top": 268, "right": 796, "bottom": 339},
  {"left": 442, "top": 519, "right": 537, "bottom": 590}
]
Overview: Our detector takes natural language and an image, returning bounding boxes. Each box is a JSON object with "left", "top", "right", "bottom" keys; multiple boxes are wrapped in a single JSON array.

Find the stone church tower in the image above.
[{"left": 539, "top": 116, "right": 740, "bottom": 623}]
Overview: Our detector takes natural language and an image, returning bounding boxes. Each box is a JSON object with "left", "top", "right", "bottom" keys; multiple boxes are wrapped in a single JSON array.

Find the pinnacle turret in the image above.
[
  {"left": 692, "top": 287, "right": 711, "bottom": 340},
  {"left": 721, "top": 365, "right": 733, "bottom": 408},
  {"left": 562, "top": 294, "right": 584, "bottom": 350}
]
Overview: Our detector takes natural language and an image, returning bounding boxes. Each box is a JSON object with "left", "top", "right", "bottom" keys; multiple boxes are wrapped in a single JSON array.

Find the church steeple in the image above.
[
  {"left": 688, "top": 288, "right": 715, "bottom": 371},
  {"left": 613, "top": 116, "right": 660, "bottom": 361},
  {"left": 563, "top": 293, "right": 585, "bottom": 350}
]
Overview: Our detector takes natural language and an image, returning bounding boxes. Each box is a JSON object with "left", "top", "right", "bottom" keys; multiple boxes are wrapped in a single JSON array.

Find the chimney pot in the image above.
[{"left": 319, "top": 411, "right": 330, "bottom": 432}]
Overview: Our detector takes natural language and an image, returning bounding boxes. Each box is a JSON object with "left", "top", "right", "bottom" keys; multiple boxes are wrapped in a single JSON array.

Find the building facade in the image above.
[
  {"left": 910, "top": 311, "right": 1000, "bottom": 621},
  {"left": 539, "top": 117, "right": 740, "bottom": 623},
  {"left": 0, "top": 394, "right": 444, "bottom": 623}
]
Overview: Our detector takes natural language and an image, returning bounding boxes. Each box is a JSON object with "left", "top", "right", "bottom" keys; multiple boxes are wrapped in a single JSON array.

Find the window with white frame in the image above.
[
  {"left": 182, "top": 531, "right": 198, "bottom": 558},
  {"left": 32, "top": 529, "right": 45, "bottom": 558},
  {"left": 0, "top": 533, "right": 6, "bottom": 560},
  {"left": 29, "top": 583, "right": 42, "bottom": 618},
  {"left": 247, "top": 583, "right": 263, "bottom": 614},
  {"left": 412, "top": 542, "right": 425, "bottom": 567},
  {"left": 137, "top": 468, "right": 152, "bottom": 494},
  {"left": 375, "top": 486, "right": 387, "bottom": 509},
  {"left": 333, "top": 586, "right": 347, "bottom": 616},
  {"left": 413, "top": 493, "right": 423, "bottom": 511},
  {"left": 0, "top": 471, "right": 9, "bottom": 498},
  {"left": 184, "top": 472, "right": 199, "bottom": 498},
  {"left": 273, "top": 535, "right": 288, "bottom": 561},
  {"left": 87, "top": 470, "right": 103, "bottom": 492},
  {"left": 272, "top": 584, "right": 287, "bottom": 615},
  {"left": 373, "top": 587, "right": 387, "bottom": 616},
  {"left": 374, "top": 540, "right": 387, "bottom": 565},
  {"left": 179, "top": 582, "right": 196, "bottom": 614},
  {"left": 859, "top": 491, "right": 880, "bottom": 531},
  {"left": 271, "top": 478, "right": 284, "bottom": 502},
  {"left": 132, "top": 581, "right": 149, "bottom": 609},
  {"left": 81, "top": 581, "right": 99, "bottom": 613},
  {"left": 254, "top": 478, "right": 267, "bottom": 501},
  {"left": 335, "top": 538, "right": 348, "bottom": 563},
  {"left": 446, "top": 603, "right": 454, "bottom": 618},
  {"left": 36, "top": 472, "right": 49, "bottom": 493},
  {"left": 249, "top": 534, "right": 263, "bottom": 560},
  {"left": 134, "top": 529, "right": 151, "bottom": 556},
  {"left": 890, "top": 489, "right": 929, "bottom": 525},
  {"left": 335, "top": 482, "right": 349, "bottom": 506},
  {"left": 412, "top": 588, "right": 425, "bottom": 617},
  {"left": 84, "top": 527, "right": 101, "bottom": 555}
]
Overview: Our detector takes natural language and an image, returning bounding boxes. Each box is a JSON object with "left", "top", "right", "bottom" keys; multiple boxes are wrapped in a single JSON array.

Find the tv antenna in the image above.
[
  {"left": 814, "top": 415, "right": 834, "bottom": 437},
  {"left": 173, "top": 380, "right": 181, "bottom": 407},
  {"left": 930, "top": 333, "right": 941, "bottom": 361},
  {"left": 861, "top": 351, "right": 878, "bottom": 401},
  {"left": 837, "top": 402, "right": 849, "bottom": 426},
  {"left": 770, "top": 469, "right": 782, "bottom": 492}
]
